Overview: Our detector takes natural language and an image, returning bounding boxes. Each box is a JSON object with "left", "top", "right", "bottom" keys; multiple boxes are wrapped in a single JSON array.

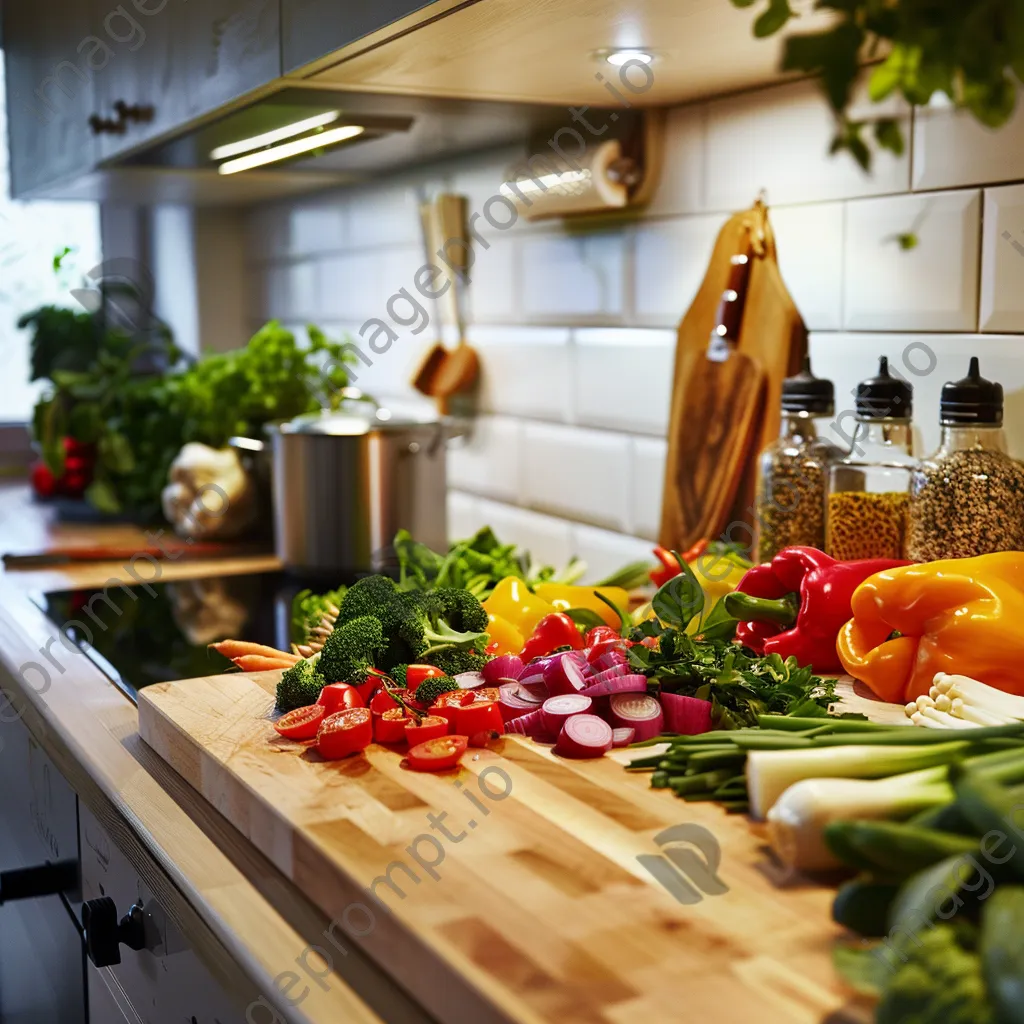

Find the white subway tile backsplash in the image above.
[
  {"left": 519, "top": 232, "right": 625, "bottom": 320},
  {"left": 290, "top": 199, "right": 347, "bottom": 255},
  {"left": 631, "top": 437, "right": 667, "bottom": 541},
  {"left": 447, "top": 490, "right": 482, "bottom": 542},
  {"left": 573, "top": 328, "right": 674, "bottom": 436},
  {"left": 466, "top": 236, "right": 518, "bottom": 323},
  {"left": 474, "top": 497, "right": 575, "bottom": 568},
  {"left": 644, "top": 105, "right": 705, "bottom": 217},
  {"left": 522, "top": 423, "right": 631, "bottom": 531},
  {"left": 768, "top": 202, "right": 845, "bottom": 331},
  {"left": 632, "top": 214, "right": 724, "bottom": 325},
  {"left": 980, "top": 185, "right": 1024, "bottom": 333},
  {"left": 472, "top": 326, "right": 573, "bottom": 421},
  {"left": 448, "top": 416, "right": 523, "bottom": 502},
  {"left": 318, "top": 246, "right": 424, "bottom": 323},
  {"left": 571, "top": 525, "right": 655, "bottom": 584},
  {"left": 705, "top": 80, "right": 911, "bottom": 211},
  {"left": 843, "top": 190, "right": 981, "bottom": 332},
  {"left": 261, "top": 261, "right": 318, "bottom": 320},
  {"left": 344, "top": 179, "right": 435, "bottom": 249},
  {"left": 913, "top": 97, "right": 1024, "bottom": 192}
]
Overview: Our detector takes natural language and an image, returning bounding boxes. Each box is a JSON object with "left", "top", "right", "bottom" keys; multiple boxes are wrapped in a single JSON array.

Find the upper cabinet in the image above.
[
  {"left": 2, "top": 0, "right": 99, "bottom": 196},
  {"left": 91, "top": 0, "right": 281, "bottom": 161},
  {"left": 281, "top": 0, "right": 433, "bottom": 73}
]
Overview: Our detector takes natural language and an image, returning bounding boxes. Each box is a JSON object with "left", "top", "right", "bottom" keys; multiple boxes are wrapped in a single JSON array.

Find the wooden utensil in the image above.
[
  {"left": 410, "top": 199, "right": 451, "bottom": 399},
  {"left": 660, "top": 236, "right": 767, "bottom": 549}
]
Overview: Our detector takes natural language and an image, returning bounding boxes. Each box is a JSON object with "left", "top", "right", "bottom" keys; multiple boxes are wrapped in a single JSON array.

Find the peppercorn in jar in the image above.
[
  {"left": 907, "top": 358, "right": 1024, "bottom": 560},
  {"left": 827, "top": 357, "right": 916, "bottom": 561}
]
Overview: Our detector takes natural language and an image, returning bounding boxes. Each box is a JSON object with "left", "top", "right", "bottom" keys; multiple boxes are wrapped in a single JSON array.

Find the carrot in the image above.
[
  {"left": 233, "top": 655, "right": 297, "bottom": 673},
  {"left": 209, "top": 640, "right": 300, "bottom": 665}
]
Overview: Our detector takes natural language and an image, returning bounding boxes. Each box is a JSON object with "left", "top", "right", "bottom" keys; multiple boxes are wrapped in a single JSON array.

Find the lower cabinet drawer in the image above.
[{"left": 79, "top": 804, "right": 246, "bottom": 1024}]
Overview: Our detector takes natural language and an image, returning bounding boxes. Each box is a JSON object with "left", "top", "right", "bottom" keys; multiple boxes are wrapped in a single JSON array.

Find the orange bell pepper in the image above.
[{"left": 836, "top": 552, "right": 1024, "bottom": 704}]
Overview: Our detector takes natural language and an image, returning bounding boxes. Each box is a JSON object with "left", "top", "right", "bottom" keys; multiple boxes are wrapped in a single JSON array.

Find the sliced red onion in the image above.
[
  {"left": 505, "top": 708, "right": 544, "bottom": 735},
  {"left": 544, "top": 654, "right": 589, "bottom": 697},
  {"left": 454, "top": 671, "right": 487, "bottom": 689},
  {"left": 591, "top": 649, "right": 629, "bottom": 673},
  {"left": 589, "top": 665, "right": 631, "bottom": 687},
  {"left": 611, "top": 727, "right": 636, "bottom": 748},
  {"left": 586, "top": 639, "right": 627, "bottom": 666},
  {"left": 608, "top": 693, "right": 664, "bottom": 742},
  {"left": 660, "top": 691, "right": 713, "bottom": 735},
  {"left": 562, "top": 649, "right": 593, "bottom": 676},
  {"left": 517, "top": 680, "right": 548, "bottom": 703},
  {"left": 498, "top": 683, "right": 538, "bottom": 722},
  {"left": 581, "top": 674, "right": 648, "bottom": 699},
  {"left": 554, "top": 714, "right": 613, "bottom": 759},
  {"left": 540, "top": 693, "right": 593, "bottom": 735},
  {"left": 482, "top": 654, "right": 524, "bottom": 684}
]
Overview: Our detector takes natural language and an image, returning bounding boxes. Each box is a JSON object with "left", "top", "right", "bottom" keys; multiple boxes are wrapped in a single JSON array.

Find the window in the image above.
[{"left": 0, "top": 50, "right": 102, "bottom": 425}]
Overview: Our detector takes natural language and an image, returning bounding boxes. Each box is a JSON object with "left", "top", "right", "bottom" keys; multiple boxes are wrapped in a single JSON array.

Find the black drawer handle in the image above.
[
  {"left": 0, "top": 860, "right": 78, "bottom": 904},
  {"left": 89, "top": 101, "right": 155, "bottom": 135},
  {"left": 81, "top": 897, "right": 147, "bottom": 967}
]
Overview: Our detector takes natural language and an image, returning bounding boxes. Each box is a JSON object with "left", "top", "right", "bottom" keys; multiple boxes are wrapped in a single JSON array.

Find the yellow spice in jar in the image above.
[{"left": 827, "top": 491, "right": 909, "bottom": 561}]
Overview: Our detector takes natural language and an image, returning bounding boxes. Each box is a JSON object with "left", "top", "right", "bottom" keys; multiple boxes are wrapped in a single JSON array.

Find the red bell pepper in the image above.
[
  {"left": 723, "top": 546, "right": 911, "bottom": 673},
  {"left": 520, "top": 613, "right": 583, "bottom": 662}
]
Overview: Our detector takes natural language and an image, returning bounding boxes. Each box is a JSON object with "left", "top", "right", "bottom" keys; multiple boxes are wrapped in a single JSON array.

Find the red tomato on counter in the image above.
[
  {"left": 316, "top": 708, "right": 372, "bottom": 760},
  {"left": 317, "top": 683, "right": 364, "bottom": 714},
  {"left": 273, "top": 704, "right": 326, "bottom": 741},
  {"left": 407, "top": 736, "right": 468, "bottom": 772}
]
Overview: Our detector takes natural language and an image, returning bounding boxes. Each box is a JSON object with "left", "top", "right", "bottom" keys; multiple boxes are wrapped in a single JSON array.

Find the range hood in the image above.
[{"left": 112, "top": 86, "right": 600, "bottom": 185}]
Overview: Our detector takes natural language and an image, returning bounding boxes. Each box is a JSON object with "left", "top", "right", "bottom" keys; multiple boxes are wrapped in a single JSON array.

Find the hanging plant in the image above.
[{"left": 732, "top": 0, "right": 1024, "bottom": 168}]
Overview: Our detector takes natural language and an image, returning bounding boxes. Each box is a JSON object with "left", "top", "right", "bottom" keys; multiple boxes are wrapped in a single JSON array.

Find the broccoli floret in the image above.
[
  {"left": 394, "top": 590, "right": 488, "bottom": 660},
  {"left": 275, "top": 659, "right": 324, "bottom": 712},
  {"left": 426, "top": 646, "right": 490, "bottom": 678},
  {"left": 338, "top": 575, "right": 398, "bottom": 623},
  {"left": 389, "top": 664, "right": 409, "bottom": 690},
  {"left": 415, "top": 675, "right": 460, "bottom": 706},
  {"left": 877, "top": 925, "right": 994, "bottom": 1024},
  {"left": 316, "top": 615, "right": 386, "bottom": 685},
  {"left": 430, "top": 587, "right": 489, "bottom": 634}
]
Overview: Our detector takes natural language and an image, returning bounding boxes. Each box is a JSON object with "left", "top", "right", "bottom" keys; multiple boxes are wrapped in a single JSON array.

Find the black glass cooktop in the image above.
[{"left": 33, "top": 571, "right": 325, "bottom": 704}]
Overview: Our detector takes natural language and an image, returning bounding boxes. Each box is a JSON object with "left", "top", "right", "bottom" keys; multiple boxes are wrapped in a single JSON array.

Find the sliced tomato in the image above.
[
  {"left": 404, "top": 715, "right": 448, "bottom": 746},
  {"left": 405, "top": 664, "right": 446, "bottom": 689},
  {"left": 485, "top": 640, "right": 501, "bottom": 655},
  {"left": 407, "top": 735, "right": 469, "bottom": 772},
  {"left": 429, "top": 690, "right": 471, "bottom": 732},
  {"left": 454, "top": 700, "right": 504, "bottom": 737},
  {"left": 466, "top": 686, "right": 501, "bottom": 704},
  {"left": 317, "top": 683, "right": 365, "bottom": 714},
  {"left": 469, "top": 730, "right": 503, "bottom": 748},
  {"left": 375, "top": 707, "right": 411, "bottom": 744},
  {"left": 273, "top": 704, "right": 326, "bottom": 740},
  {"left": 316, "top": 707, "right": 373, "bottom": 760}
]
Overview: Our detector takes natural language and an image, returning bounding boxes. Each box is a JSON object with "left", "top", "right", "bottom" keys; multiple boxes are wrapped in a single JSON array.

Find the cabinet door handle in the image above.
[
  {"left": 0, "top": 860, "right": 78, "bottom": 904},
  {"left": 88, "top": 102, "right": 155, "bottom": 135},
  {"left": 81, "top": 897, "right": 148, "bottom": 967}
]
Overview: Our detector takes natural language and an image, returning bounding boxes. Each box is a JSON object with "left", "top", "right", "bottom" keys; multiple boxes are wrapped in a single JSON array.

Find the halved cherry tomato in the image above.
[
  {"left": 454, "top": 700, "right": 504, "bottom": 736},
  {"left": 316, "top": 707, "right": 373, "bottom": 760},
  {"left": 273, "top": 704, "right": 326, "bottom": 740},
  {"left": 407, "top": 735, "right": 468, "bottom": 772},
  {"left": 355, "top": 668, "right": 389, "bottom": 703},
  {"left": 485, "top": 641, "right": 501, "bottom": 655},
  {"left": 429, "top": 690, "right": 472, "bottom": 732},
  {"left": 405, "top": 664, "right": 446, "bottom": 690},
  {"left": 465, "top": 686, "right": 501, "bottom": 704},
  {"left": 317, "top": 683, "right": 365, "bottom": 714},
  {"left": 586, "top": 638, "right": 625, "bottom": 664},
  {"left": 404, "top": 715, "right": 448, "bottom": 746},
  {"left": 584, "top": 625, "right": 620, "bottom": 648},
  {"left": 375, "top": 707, "right": 411, "bottom": 744}
]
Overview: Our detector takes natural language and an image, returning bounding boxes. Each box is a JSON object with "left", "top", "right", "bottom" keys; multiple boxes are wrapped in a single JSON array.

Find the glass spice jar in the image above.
[
  {"left": 755, "top": 357, "right": 839, "bottom": 562},
  {"left": 827, "top": 356, "right": 916, "bottom": 561},
  {"left": 907, "top": 357, "right": 1024, "bottom": 560}
]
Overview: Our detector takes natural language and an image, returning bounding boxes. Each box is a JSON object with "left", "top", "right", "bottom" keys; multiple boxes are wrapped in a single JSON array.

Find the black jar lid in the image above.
[
  {"left": 856, "top": 356, "right": 913, "bottom": 420},
  {"left": 782, "top": 355, "right": 835, "bottom": 414},
  {"left": 940, "top": 356, "right": 1003, "bottom": 425}
]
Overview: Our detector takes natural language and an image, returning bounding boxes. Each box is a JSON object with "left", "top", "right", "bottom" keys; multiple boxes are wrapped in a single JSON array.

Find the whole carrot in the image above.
[
  {"left": 233, "top": 655, "right": 297, "bottom": 673},
  {"left": 209, "top": 640, "right": 300, "bottom": 665}
]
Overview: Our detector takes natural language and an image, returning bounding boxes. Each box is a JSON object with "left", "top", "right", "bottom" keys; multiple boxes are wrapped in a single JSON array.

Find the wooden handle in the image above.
[{"left": 712, "top": 237, "right": 755, "bottom": 344}]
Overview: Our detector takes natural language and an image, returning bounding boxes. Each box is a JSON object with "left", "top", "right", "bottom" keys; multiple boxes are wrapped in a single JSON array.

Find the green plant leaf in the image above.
[
  {"left": 695, "top": 597, "right": 739, "bottom": 643},
  {"left": 651, "top": 556, "right": 705, "bottom": 631},
  {"left": 85, "top": 478, "right": 121, "bottom": 514},
  {"left": 963, "top": 73, "right": 1018, "bottom": 128},
  {"left": 98, "top": 431, "right": 135, "bottom": 474},
  {"left": 874, "top": 117, "right": 905, "bottom": 156},
  {"left": 562, "top": 607, "right": 607, "bottom": 630},
  {"left": 753, "top": 0, "right": 793, "bottom": 38}
]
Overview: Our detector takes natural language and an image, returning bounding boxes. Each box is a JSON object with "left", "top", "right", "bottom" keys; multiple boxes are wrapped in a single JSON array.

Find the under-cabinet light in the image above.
[
  {"left": 605, "top": 49, "right": 654, "bottom": 66},
  {"left": 217, "top": 124, "right": 366, "bottom": 175},
  {"left": 210, "top": 111, "right": 342, "bottom": 161}
]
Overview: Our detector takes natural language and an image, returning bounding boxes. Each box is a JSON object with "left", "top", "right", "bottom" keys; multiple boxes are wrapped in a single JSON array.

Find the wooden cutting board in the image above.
[{"left": 138, "top": 672, "right": 890, "bottom": 1024}]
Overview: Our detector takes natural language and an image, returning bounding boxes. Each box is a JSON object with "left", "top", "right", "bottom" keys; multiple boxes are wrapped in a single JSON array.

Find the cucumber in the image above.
[
  {"left": 954, "top": 769, "right": 1024, "bottom": 880},
  {"left": 981, "top": 886, "right": 1024, "bottom": 1024},
  {"left": 833, "top": 877, "right": 902, "bottom": 937},
  {"left": 823, "top": 820, "right": 980, "bottom": 879}
]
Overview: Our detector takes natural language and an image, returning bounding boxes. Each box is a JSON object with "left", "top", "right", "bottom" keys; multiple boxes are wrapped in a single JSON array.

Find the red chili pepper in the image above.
[
  {"left": 520, "top": 612, "right": 583, "bottom": 663},
  {"left": 649, "top": 540, "right": 710, "bottom": 587},
  {"left": 584, "top": 625, "right": 620, "bottom": 647},
  {"left": 724, "top": 547, "right": 911, "bottom": 673}
]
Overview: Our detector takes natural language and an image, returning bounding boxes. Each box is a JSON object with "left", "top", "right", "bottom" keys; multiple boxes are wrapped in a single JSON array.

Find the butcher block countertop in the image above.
[{"left": 0, "top": 482, "right": 893, "bottom": 1024}]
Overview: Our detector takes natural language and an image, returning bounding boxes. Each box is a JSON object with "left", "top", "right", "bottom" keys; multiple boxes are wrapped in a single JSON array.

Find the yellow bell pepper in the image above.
[
  {"left": 484, "top": 613, "right": 524, "bottom": 656},
  {"left": 533, "top": 584, "right": 631, "bottom": 629},
  {"left": 482, "top": 577, "right": 555, "bottom": 636},
  {"left": 837, "top": 552, "right": 1024, "bottom": 704},
  {"left": 639, "top": 553, "right": 750, "bottom": 634}
]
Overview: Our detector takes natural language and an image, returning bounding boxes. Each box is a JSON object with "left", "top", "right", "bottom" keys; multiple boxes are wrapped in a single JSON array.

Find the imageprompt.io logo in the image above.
[{"left": 636, "top": 824, "right": 729, "bottom": 905}]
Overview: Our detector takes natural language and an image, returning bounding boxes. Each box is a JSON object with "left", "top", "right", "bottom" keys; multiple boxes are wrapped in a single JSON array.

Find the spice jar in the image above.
[
  {"left": 827, "top": 356, "right": 915, "bottom": 561},
  {"left": 755, "top": 357, "right": 839, "bottom": 562},
  {"left": 907, "top": 357, "right": 1024, "bottom": 560}
]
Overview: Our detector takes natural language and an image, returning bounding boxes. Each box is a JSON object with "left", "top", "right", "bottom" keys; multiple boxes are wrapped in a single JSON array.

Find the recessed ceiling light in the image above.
[
  {"left": 605, "top": 49, "right": 654, "bottom": 67},
  {"left": 210, "top": 111, "right": 342, "bottom": 161},
  {"left": 217, "top": 124, "right": 366, "bottom": 175}
]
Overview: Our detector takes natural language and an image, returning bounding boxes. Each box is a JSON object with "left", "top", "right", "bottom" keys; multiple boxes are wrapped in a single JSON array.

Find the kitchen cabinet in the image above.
[
  {"left": 92, "top": 0, "right": 281, "bottom": 161},
  {"left": 281, "top": 0, "right": 434, "bottom": 72},
  {"left": 1, "top": 0, "right": 99, "bottom": 196}
]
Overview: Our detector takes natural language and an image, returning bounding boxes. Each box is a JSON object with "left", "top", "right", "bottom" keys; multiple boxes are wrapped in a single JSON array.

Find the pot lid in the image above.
[{"left": 278, "top": 395, "right": 442, "bottom": 435}]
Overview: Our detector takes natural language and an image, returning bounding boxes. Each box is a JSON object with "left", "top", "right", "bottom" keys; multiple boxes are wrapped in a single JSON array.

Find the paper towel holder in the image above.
[{"left": 501, "top": 109, "right": 664, "bottom": 221}]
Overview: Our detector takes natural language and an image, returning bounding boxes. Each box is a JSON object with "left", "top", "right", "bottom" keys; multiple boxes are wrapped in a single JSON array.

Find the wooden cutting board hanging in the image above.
[{"left": 659, "top": 199, "right": 807, "bottom": 553}]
